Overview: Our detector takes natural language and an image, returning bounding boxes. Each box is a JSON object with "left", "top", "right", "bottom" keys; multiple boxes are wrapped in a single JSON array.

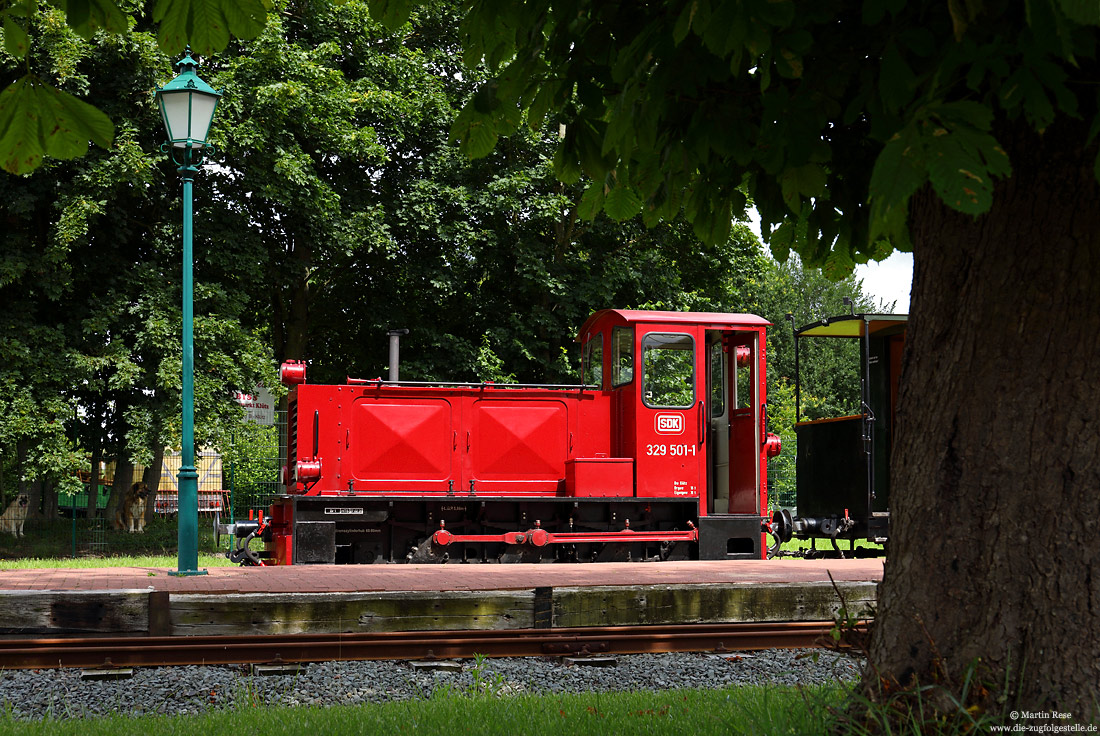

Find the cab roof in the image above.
[
  {"left": 577, "top": 309, "right": 771, "bottom": 340},
  {"left": 795, "top": 313, "right": 908, "bottom": 338}
]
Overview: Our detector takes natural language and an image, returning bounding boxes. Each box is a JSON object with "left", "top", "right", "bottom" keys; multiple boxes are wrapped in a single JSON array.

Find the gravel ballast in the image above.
[{"left": 0, "top": 649, "right": 861, "bottom": 721}]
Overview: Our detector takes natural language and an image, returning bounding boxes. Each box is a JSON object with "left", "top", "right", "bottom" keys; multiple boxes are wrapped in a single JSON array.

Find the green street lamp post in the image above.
[{"left": 156, "top": 48, "right": 221, "bottom": 576}]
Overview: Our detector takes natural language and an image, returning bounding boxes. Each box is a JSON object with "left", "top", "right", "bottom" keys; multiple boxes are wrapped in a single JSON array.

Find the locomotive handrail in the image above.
[
  {"left": 794, "top": 413, "right": 863, "bottom": 427},
  {"left": 344, "top": 378, "right": 600, "bottom": 391}
]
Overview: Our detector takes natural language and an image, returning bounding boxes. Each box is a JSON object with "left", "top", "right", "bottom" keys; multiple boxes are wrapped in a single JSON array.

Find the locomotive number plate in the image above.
[
  {"left": 324, "top": 507, "right": 365, "bottom": 515},
  {"left": 645, "top": 444, "right": 697, "bottom": 457}
]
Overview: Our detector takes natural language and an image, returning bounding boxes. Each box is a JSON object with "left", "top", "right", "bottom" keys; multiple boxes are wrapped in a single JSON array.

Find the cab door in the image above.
[
  {"left": 727, "top": 331, "right": 762, "bottom": 514},
  {"left": 706, "top": 333, "right": 730, "bottom": 513},
  {"left": 634, "top": 328, "right": 705, "bottom": 498}
]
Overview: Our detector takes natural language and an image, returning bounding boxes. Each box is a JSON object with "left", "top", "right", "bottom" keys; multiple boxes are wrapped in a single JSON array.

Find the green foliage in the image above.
[
  {"left": 221, "top": 418, "right": 281, "bottom": 517},
  {"left": 207, "top": 1, "right": 764, "bottom": 387},
  {"left": 836, "top": 657, "right": 1015, "bottom": 735},
  {"left": 0, "top": 0, "right": 270, "bottom": 175},
  {"left": 754, "top": 255, "right": 883, "bottom": 508},
  {"left": 152, "top": 0, "right": 268, "bottom": 56},
  {"left": 365, "top": 0, "right": 1100, "bottom": 274},
  {"left": 0, "top": 551, "right": 232, "bottom": 567},
  {"left": 749, "top": 255, "right": 881, "bottom": 419},
  {"left": 765, "top": 377, "right": 797, "bottom": 508},
  {"left": 0, "top": 12, "right": 275, "bottom": 504},
  {"left": 0, "top": 72, "right": 114, "bottom": 174}
]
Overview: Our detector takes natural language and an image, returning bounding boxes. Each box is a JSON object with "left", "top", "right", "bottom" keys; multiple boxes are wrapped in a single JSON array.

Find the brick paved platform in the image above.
[
  {"left": 0, "top": 558, "right": 882, "bottom": 593},
  {"left": 0, "top": 560, "right": 882, "bottom": 637}
]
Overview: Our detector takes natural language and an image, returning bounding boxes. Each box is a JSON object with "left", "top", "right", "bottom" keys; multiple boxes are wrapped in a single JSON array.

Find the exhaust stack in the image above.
[{"left": 387, "top": 329, "right": 409, "bottom": 381}]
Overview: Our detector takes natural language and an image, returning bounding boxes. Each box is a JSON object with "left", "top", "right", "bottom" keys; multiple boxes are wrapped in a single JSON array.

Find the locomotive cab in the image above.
[{"left": 577, "top": 310, "right": 777, "bottom": 560}]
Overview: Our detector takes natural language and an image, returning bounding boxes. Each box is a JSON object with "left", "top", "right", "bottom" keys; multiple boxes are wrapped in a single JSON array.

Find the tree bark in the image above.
[
  {"left": 142, "top": 445, "right": 164, "bottom": 527},
  {"left": 15, "top": 440, "right": 39, "bottom": 519},
  {"left": 42, "top": 477, "right": 57, "bottom": 520},
  {"left": 105, "top": 457, "right": 133, "bottom": 527},
  {"left": 274, "top": 236, "right": 311, "bottom": 363},
  {"left": 867, "top": 117, "right": 1100, "bottom": 720},
  {"left": 86, "top": 443, "right": 101, "bottom": 520}
]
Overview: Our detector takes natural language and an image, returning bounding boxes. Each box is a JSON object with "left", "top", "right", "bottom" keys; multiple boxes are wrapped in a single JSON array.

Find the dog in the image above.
[
  {"left": 0, "top": 493, "right": 29, "bottom": 538},
  {"left": 114, "top": 482, "right": 149, "bottom": 533}
]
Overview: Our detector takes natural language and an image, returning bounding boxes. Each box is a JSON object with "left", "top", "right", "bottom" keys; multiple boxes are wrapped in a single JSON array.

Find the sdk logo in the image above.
[{"left": 655, "top": 413, "right": 684, "bottom": 435}]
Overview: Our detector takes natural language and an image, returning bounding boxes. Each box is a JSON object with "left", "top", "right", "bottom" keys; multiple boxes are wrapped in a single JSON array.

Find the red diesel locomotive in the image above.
[{"left": 231, "top": 310, "right": 782, "bottom": 565}]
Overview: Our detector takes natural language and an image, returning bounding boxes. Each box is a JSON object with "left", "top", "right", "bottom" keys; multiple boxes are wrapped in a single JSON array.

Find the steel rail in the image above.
[{"left": 0, "top": 621, "right": 868, "bottom": 670}]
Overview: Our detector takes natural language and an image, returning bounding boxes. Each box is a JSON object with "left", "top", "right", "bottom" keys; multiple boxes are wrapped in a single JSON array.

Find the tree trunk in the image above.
[
  {"left": 15, "top": 439, "right": 38, "bottom": 519},
  {"left": 22, "top": 479, "right": 42, "bottom": 522},
  {"left": 105, "top": 457, "right": 133, "bottom": 528},
  {"left": 274, "top": 237, "right": 311, "bottom": 363},
  {"left": 42, "top": 477, "right": 57, "bottom": 519},
  {"left": 867, "top": 117, "right": 1100, "bottom": 720},
  {"left": 86, "top": 444, "right": 101, "bottom": 520},
  {"left": 142, "top": 446, "right": 164, "bottom": 527}
]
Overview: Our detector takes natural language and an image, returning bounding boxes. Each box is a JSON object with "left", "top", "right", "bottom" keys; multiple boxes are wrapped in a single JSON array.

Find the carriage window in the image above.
[
  {"left": 642, "top": 333, "right": 695, "bottom": 408},
  {"left": 709, "top": 341, "right": 725, "bottom": 417},
  {"left": 612, "top": 327, "right": 634, "bottom": 386},
  {"left": 582, "top": 333, "right": 603, "bottom": 387}
]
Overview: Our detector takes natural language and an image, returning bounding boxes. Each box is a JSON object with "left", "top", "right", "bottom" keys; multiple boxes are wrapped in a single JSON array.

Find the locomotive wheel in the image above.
[{"left": 406, "top": 537, "right": 448, "bottom": 563}]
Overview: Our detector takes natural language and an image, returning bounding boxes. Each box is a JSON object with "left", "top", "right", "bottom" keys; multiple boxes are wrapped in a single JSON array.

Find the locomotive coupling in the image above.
[
  {"left": 225, "top": 513, "right": 269, "bottom": 566},
  {"left": 791, "top": 514, "right": 856, "bottom": 538},
  {"left": 770, "top": 509, "right": 794, "bottom": 543}
]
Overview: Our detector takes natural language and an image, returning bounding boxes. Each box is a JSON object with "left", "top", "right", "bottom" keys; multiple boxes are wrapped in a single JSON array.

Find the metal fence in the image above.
[
  {"left": 0, "top": 431, "right": 277, "bottom": 560},
  {"left": 224, "top": 411, "right": 287, "bottom": 522},
  {"left": 767, "top": 435, "right": 797, "bottom": 512},
  {"left": 0, "top": 502, "right": 218, "bottom": 561}
]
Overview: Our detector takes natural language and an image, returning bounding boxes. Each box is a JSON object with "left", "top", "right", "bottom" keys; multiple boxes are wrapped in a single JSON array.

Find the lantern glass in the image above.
[{"left": 159, "top": 89, "right": 219, "bottom": 149}]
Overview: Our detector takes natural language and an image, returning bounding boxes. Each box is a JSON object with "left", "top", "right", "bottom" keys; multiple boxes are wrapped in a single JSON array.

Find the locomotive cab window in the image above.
[
  {"left": 612, "top": 327, "right": 634, "bottom": 386},
  {"left": 582, "top": 333, "right": 603, "bottom": 387},
  {"left": 642, "top": 333, "right": 695, "bottom": 408},
  {"left": 709, "top": 340, "right": 725, "bottom": 417},
  {"left": 736, "top": 346, "right": 753, "bottom": 410}
]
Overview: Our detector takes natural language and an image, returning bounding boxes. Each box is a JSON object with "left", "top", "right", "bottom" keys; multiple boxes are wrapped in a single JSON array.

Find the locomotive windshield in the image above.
[{"left": 642, "top": 333, "right": 695, "bottom": 408}]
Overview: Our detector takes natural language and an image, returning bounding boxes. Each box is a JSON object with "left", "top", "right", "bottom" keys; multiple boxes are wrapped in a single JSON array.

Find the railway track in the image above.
[{"left": 0, "top": 621, "right": 867, "bottom": 670}]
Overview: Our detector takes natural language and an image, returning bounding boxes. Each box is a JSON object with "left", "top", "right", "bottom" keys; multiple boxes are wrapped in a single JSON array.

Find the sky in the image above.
[
  {"left": 855, "top": 251, "right": 912, "bottom": 314},
  {"left": 746, "top": 208, "right": 913, "bottom": 314}
]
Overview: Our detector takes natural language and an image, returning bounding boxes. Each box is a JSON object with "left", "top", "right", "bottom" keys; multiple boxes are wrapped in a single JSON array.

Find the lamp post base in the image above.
[
  {"left": 176, "top": 464, "right": 205, "bottom": 575},
  {"left": 168, "top": 569, "right": 209, "bottom": 577}
]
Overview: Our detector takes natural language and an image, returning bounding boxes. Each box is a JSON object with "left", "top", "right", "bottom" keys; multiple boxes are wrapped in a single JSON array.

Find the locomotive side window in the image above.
[
  {"left": 736, "top": 346, "right": 753, "bottom": 409},
  {"left": 612, "top": 327, "right": 634, "bottom": 386},
  {"left": 642, "top": 333, "right": 695, "bottom": 408},
  {"left": 582, "top": 333, "right": 603, "bottom": 387},
  {"left": 709, "top": 341, "right": 725, "bottom": 417}
]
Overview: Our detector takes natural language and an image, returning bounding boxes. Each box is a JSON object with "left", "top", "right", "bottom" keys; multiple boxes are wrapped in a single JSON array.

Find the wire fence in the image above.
[
  {"left": 767, "top": 435, "right": 797, "bottom": 512},
  {"left": 222, "top": 412, "right": 286, "bottom": 522},
  {"left": 0, "top": 421, "right": 282, "bottom": 560}
]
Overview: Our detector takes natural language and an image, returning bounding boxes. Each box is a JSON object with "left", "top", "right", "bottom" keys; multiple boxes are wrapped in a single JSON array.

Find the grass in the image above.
[
  {"left": 0, "top": 552, "right": 234, "bottom": 569},
  {"left": 776, "top": 537, "right": 885, "bottom": 557},
  {"left": 0, "top": 682, "right": 851, "bottom": 735}
]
